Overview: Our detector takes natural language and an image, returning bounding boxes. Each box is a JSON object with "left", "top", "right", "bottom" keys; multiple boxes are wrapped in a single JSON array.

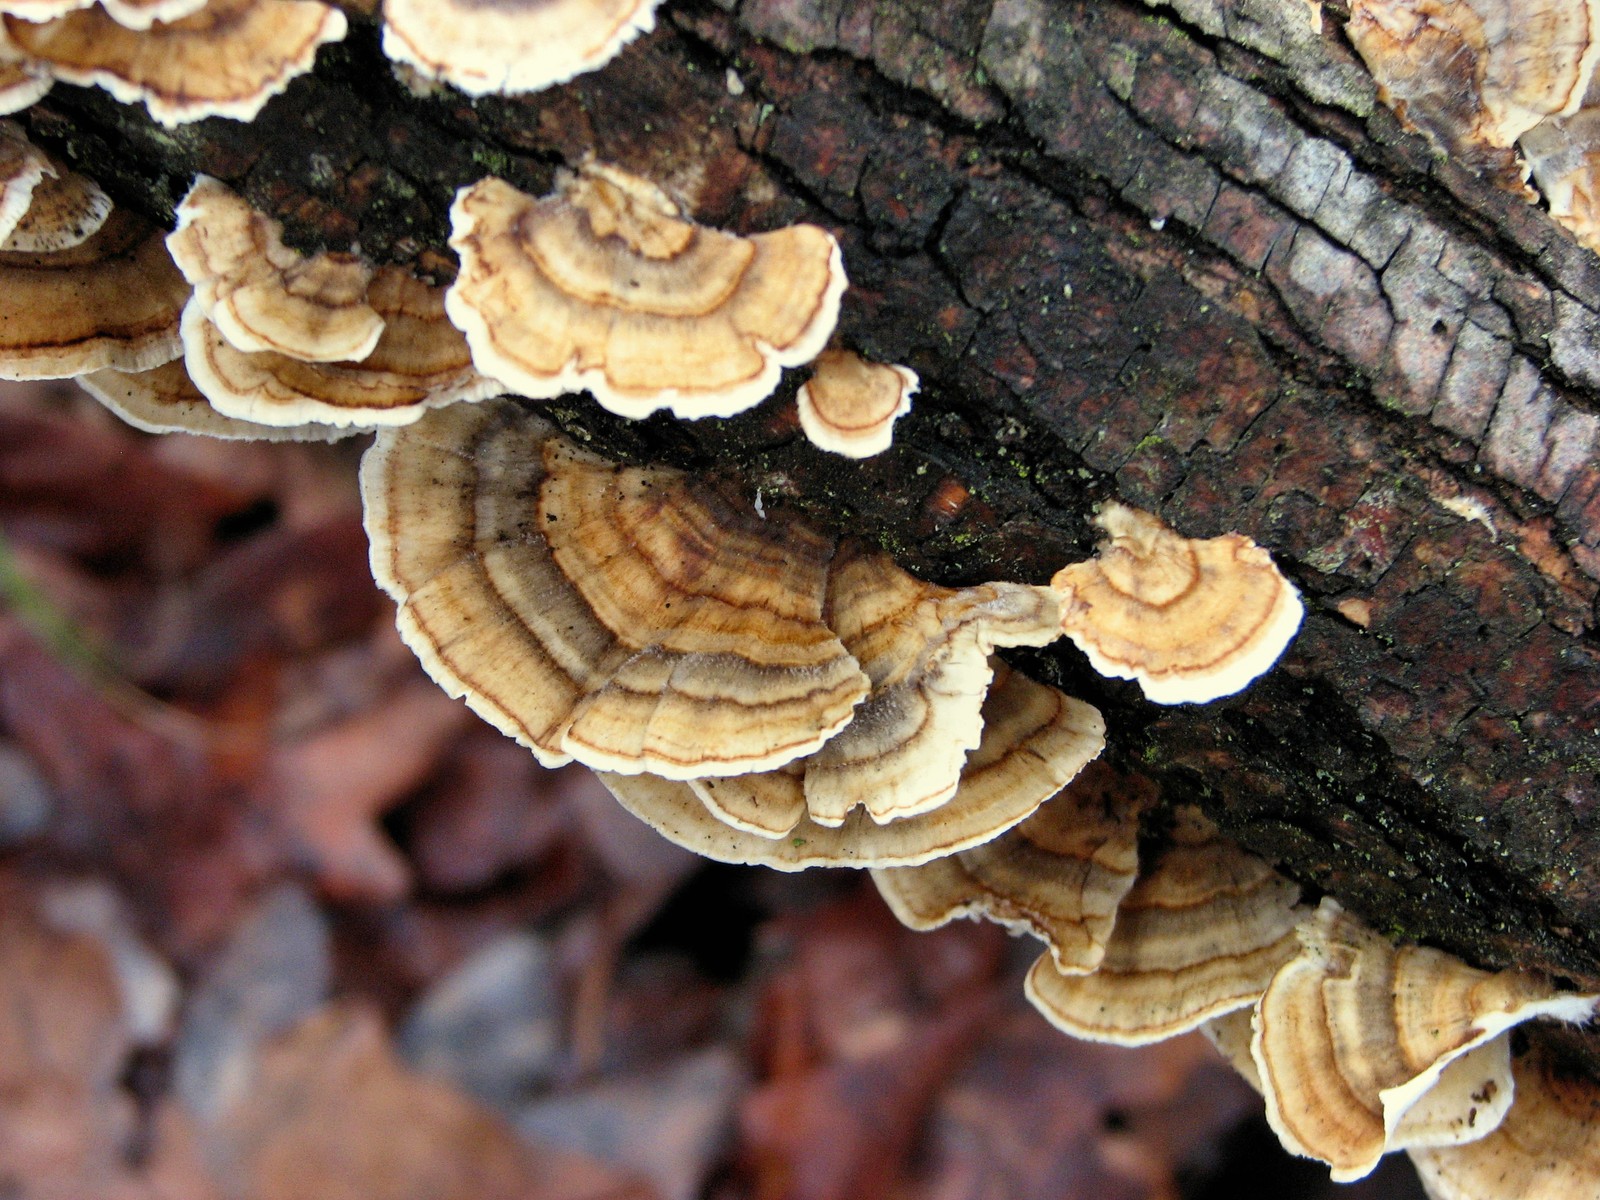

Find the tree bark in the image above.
[{"left": 23, "top": 0, "right": 1600, "bottom": 990}]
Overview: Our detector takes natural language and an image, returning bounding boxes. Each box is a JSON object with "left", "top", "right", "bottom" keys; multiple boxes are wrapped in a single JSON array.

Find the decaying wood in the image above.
[{"left": 18, "top": 0, "right": 1600, "bottom": 990}]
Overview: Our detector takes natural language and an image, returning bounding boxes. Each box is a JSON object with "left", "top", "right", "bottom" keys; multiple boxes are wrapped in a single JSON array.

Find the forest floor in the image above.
[{"left": 0, "top": 381, "right": 1428, "bottom": 1200}]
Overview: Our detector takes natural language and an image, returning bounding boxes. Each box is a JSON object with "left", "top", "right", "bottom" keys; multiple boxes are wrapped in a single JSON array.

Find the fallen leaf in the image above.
[
  {"left": 0, "top": 394, "right": 256, "bottom": 573},
  {"left": 742, "top": 993, "right": 995, "bottom": 1200},
  {"left": 517, "top": 1046, "right": 748, "bottom": 1200},
  {"left": 0, "top": 624, "right": 271, "bottom": 953},
  {"left": 206, "top": 1002, "right": 660, "bottom": 1200},
  {"left": 262, "top": 679, "right": 470, "bottom": 903},
  {"left": 0, "top": 877, "right": 213, "bottom": 1200},
  {"left": 902, "top": 1012, "right": 1258, "bottom": 1200},
  {"left": 405, "top": 730, "right": 579, "bottom": 894},
  {"left": 172, "top": 884, "right": 330, "bottom": 1124},
  {"left": 130, "top": 519, "right": 381, "bottom": 698},
  {"left": 739, "top": 884, "right": 1007, "bottom": 1200}
]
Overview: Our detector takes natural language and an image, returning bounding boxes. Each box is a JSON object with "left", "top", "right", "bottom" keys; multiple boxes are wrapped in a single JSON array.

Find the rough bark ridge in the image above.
[{"left": 22, "top": 0, "right": 1600, "bottom": 989}]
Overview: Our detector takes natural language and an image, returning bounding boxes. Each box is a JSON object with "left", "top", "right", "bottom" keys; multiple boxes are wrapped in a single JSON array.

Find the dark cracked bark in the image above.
[{"left": 19, "top": 0, "right": 1600, "bottom": 995}]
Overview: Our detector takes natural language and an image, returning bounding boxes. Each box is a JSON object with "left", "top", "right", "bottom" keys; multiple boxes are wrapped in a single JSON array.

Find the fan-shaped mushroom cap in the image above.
[
  {"left": 871, "top": 759, "right": 1149, "bottom": 975},
  {"left": 181, "top": 267, "right": 500, "bottom": 428},
  {"left": 1387, "top": 1037, "right": 1519, "bottom": 1152},
  {"left": 0, "top": 120, "right": 111, "bottom": 252},
  {"left": 1346, "top": 0, "right": 1600, "bottom": 152},
  {"left": 5, "top": 0, "right": 348, "bottom": 126},
  {"left": 363, "top": 397, "right": 871, "bottom": 778},
  {"left": 445, "top": 165, "right": 847, "bottom": 419},
  {"left": 0, "top": 121, "right": 52, "bottom": 246},
  {"left": 690, "top": 763, "right": 807, "bottom": 838},
  {"left": 168, "top": 176, "right": 383, "bottom": 364},
  {"left": 689, "top": 555, "right": 1064, "bottom": 832},
  {"left": 1409, "top": 1042, "right": 1600, "bottom": 1200},
  {"left": 0, "top": 208, "right": 188, "bottom": 379},
  {"left": 380, "top": 0, "right": 658, "bottom": 97},
  {"left": 80, "top": 359, "right": 350, "bottom": 441},
  {"left": 4, "top": 0, "right": 212, "bottom": 29},
  {"left": 796, "top": 349, "right": 918, "bottom": 459},
  {"left": 1253, "top": 899, "right": 1598, "bottom": 1182},
  {"left": 601, "top": 661, "right": 1105, "bottom": 870},
  {"left": 1024, "top": 807, "right": 1304, "bottom": 1045},
  {"left": 1051, "top": 502, "right": 1303, "bottom": 704}
]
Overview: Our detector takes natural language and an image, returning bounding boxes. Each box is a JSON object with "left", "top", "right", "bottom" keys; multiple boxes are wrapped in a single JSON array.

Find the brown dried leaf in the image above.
[
  {"left": 406, "top": 728, "right": 580, "bottom": 893},
  {"left": 0, "top": 881, "right": 205, "bottom": 1199},
  {"left": 738, "top": 886, "right": 1007, "bottom": 1200},
  {"left": 0, "top": 627, "right": 268, "bottom": 953},
  {"left": 902, "top": 1014, "right": 1257, "bottom": 1200},
  {"left": 132, "top": 518, "right": 383, "bottom": 697},
  {"left": 206, "top": 1002, "right": 659, "bottom": 1200},
  {"left": 264, "top": 678, "right": 472, "bottom": 903},
  {"left": 0, "top": 391, "right": 258, "bottom": 569}
]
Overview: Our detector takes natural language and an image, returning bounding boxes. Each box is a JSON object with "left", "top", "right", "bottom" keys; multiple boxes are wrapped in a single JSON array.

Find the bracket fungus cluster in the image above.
[
  {"left": 869, "top": 779, "right": 1599, "bottom": 1190},
  {"left": 1347, "top": 0, "right": 1600, "bottom": 251},
  {"left": 0, "top": 193, "right": 186, "bottom": 380},
  {"left": 356, "top": 391, "right": 1311, "bottom": 880},
  {"left": 0, "top": 0, "right": 655, "bottom": 119},
  {"left": 446, "top": 163, "right": 847, "bottom": 420},
  {"left": 363, "top": 400, "right": 872, "bottom": 779},
  {"left": 1254, "top": 900, "right": 1596, "bottom": 1181},
  {"left": 0, "top": 123, "right": 187, "bottom": 381},
  {"left": 168, "top": 177, "right": 499, "bottom": 431},
  {"left": 2, "top": 4, "right": 1580, "bottom": 1184},
  {"left": 360, "top": 399, "right": 1111, "bottom": 871},
  {"left": 169, "top": 177, "right": 385, "bottom": 366},
  {"left": 602, "top": 661, "right": 1106, "bottom": 870},
  {"left": 876, "top": 800, "right": 1308, "bottom": 1046}
]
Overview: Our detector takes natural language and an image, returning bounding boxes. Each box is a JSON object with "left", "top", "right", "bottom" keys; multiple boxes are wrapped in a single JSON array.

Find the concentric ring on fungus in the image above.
[
  {"left": 361, "top": 397, "right": 870, "bottom": 779},
  {"left": 1023, "top": 806, "right": 1305, "bottom": 1045},
  {"left": 4, "top": 0, "right": 348, "bottom": 127},
  {"left": 168, "top": 176, "right": 384, "bottom": 365},
  {"left": 600, "top": 660, "right": 1105, "bottom": 870},
  {"left": 871, "top": 759, "right": 1149, "bottom": 974},
  {"left": 0, "top": 207, "right": 188, "bottom": 379},
  {"left": 445, "top": 162, "right": 846, "bottom": 420},
  {"left": 694, "top": 540, "right": 1069, "bottom": 833},
  {"left": 1051, "top": 502, "right": 1303, "bottom": 704},
  {"left": 180, "top": 266, "right": 500, "bottom": 429},
  {"left": 1253, "top": 898, "right": 1598, "bottom": 1182}
]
